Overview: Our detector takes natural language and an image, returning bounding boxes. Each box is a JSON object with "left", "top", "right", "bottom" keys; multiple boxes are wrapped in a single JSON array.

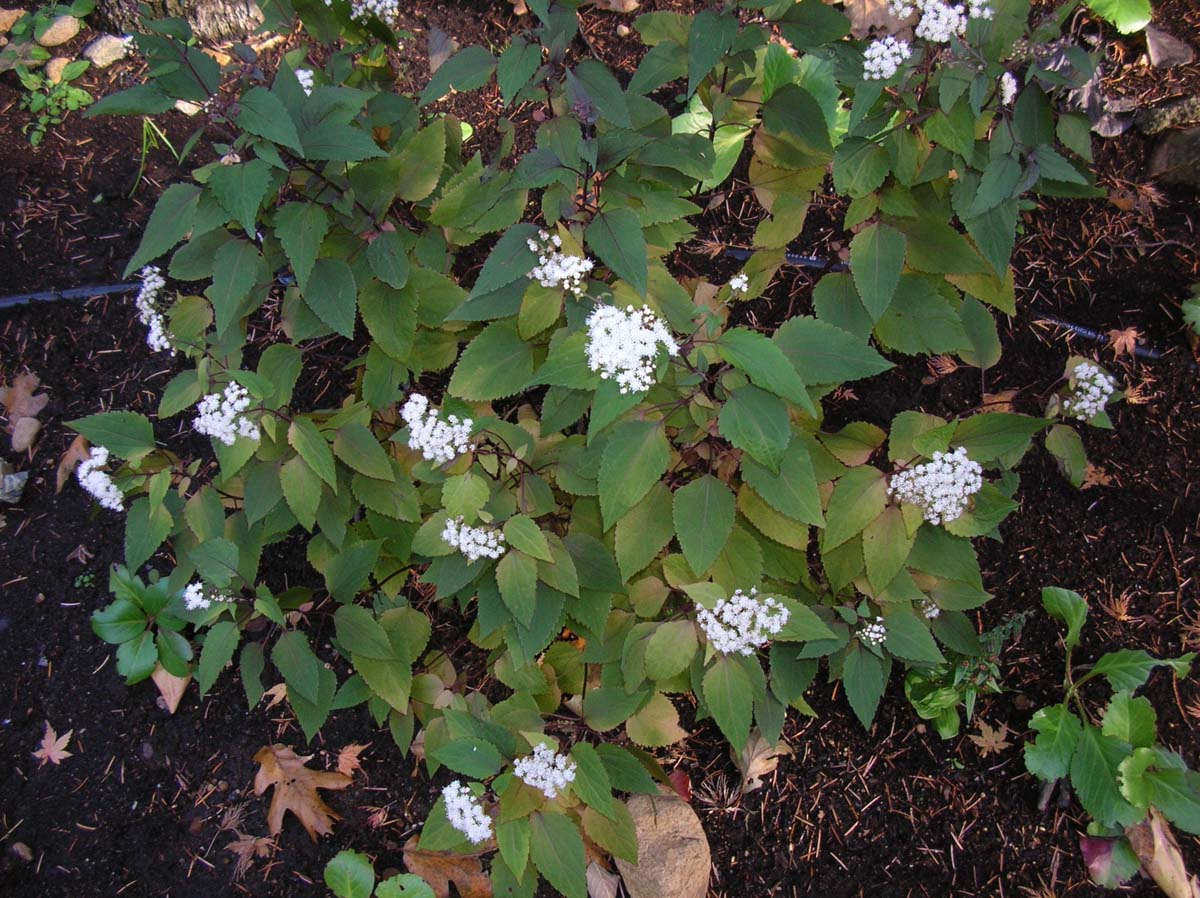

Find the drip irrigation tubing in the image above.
[
  {"left": 0, "top": 282, "right": 138, "bottom": 310},
  {"left": 1039, "top": 314, "right": 1170, "bottom": 362},
  {"left": 723, "top": 247, "right": 849, "bottom": 272}
]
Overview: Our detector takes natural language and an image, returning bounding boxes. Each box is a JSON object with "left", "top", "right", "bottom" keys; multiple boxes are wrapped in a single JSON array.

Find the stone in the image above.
[
  {"left": 1148, "top": 126, "right": 1200, "bottom": 189},
  {"left": 44, "top": 56, "right": 70, "bottom": 84},
  {"left": 35, "top": 14, "right": 79, "bottom": 47},
  {"left": 82, "top": 34, "right": 129, "bottom": 69},
  {"left": 1147, "top": 25, "right": 1195, "bottom": 69},
  {"left": 174, "top": 99, "right": 204, "bottom": 116},
  {"left": 0, "top": 8, "right": 22, "bottom": 33},
  {"left": 615, "top": 791, "right": 710, "bottom": 898}
]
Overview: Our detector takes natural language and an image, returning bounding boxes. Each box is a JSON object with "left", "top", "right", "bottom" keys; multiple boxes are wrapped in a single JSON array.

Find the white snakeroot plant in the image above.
[
  {"left": 888, "top": 0, "right": 993, "bottom": 44},
  {"left": 920, "top": 597, "right": 941, "bottom": 620},
  {"left": 401, "top": 393, "right": 473, "bottom": 464},
  {"left": 863, "top": 36, "right": 913, "bottom": 80},
  {"left": 442, "top": 781, "right": 492, "bottom": 844},
  {"left": 858, "top": 617, "right": 887, "bottom": 647},
  {"left": 696, "top": 588, "right": 790, "bottom": 656},
  {"left": 728, "top": 272, "right": 749, "bottom": 294},
  {"left": 76, "top": 446, "right": 124, "bottom": 511},
  {"left": 585, "top": 304, "right": 679, "bottom": 394},
  {"left": 888, "top": 446, "right": 983, "bottom": 525},
  {"left": 442, "top": 517, "right": 506, "bottom": 563},
  {"left": 133, "top": 265, "right": 174, "bottom": 355},
  {"left": 294, "top": 68, "right": 315, "bottom": 96},
  {"left": 999, "top": 71, "right": 1018, "bottom": 106},
  {"left": 324, "top": 0, "right": 401, "bottom": 22},
  {"left": 1061, "top": 362, "right": 1117, "bottom": 422},
  {"left": 513, "top": 743, "right": 577, "bottom": 799},
  {"left": 527, "top": 230, "right": 594, "bottom": 296},
  {"left": 183, "top": 581, "right": 229, "bottom": 611},
  {"left": 193, "top": 382, "right": 261, "bottom": 446}
]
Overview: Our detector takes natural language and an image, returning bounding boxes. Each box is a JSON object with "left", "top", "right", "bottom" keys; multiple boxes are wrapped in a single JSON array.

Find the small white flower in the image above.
[
  {"left": 513, "top": 743, "right": 577, "bottom": 799},
  {"left": 527, "top": 230, "right": 594, "bottom": 296},
  {"left": 193, "top": 382, "right": 260, "bottom": 447},
  {"left": 858, "top": 616, "right": 887, "bottom": 647},
  {"left": 442, "top": 516, "right": 506, "bottom": 563},
  {"left": 585, "top": 304, "right": 679, "bottom": 394},
  {"left": 76, "top": 446, "right": 124, "bottom": 511},
  {"left": 915, "top": 0, "right": 968, "bottom": 43},
  {"left": 920, "top": 597, "right": 941, "bottom": 620},
  {"left": 888, "top": 446, "right": 983, "bottom": 526},
  {"left": 133, "top": 265, "right": 174, "bottom": 355},
  {"left": 324, "top": 0, "right": 401, "bottom": 20},
  {"left": 863, "top": 36, "right": 913, "bottom": 80},
  {"left": 728, "top": 273, "right": 749, "bottom": 294},
  {"left": 294, "top": 68, "right": 314, "bottom": 96},
  {"left": 183, "top": 581, "right": 230, "bottom": 612},
  {"left": 1061, "top": 362, "right": 1117, "bottom": 422},
  {"left": 442, "top": 780, "right": 492, "bottom": 844},
  {"left": 696, "top": 588, "right": 790, "bottom": 656},
  {"left": 889, "top": 0, "right": 916, "bottom": 16},
  {"left": 401, "top": 393, "right": 473, "bottom": 464},
  {"left": 999, "top": 71, "right": 1018, "bottom": 106},
  {"left": 966, "top": 0, "right": 994, "bottom": 19}
]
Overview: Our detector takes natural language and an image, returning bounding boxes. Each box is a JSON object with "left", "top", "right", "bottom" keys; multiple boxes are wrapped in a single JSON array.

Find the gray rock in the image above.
[
  {"left": 615, "top": 792, "right": 710, "bottom": 898},
  {"left": 82, "top": 34, "right": 129, "bottom": 68},
  {"left": 35, "top": 14, "right": 79, "bottom": 47},
  {"left": 1147, "top": 26, "right": 1195, "bottom": 69}
]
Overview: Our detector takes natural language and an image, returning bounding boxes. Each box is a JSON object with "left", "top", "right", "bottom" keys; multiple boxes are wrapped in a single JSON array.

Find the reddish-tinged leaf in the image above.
[
  {"left": 1108, "top": 327, "right": 1141, "bottom": 358},
  {"left": 402, "top": 836, "right": 493, "bottom": 898},
  {"left": 968, "top": 720, "right": 1013, "bottom": 757},
  {"left": 32, "top": 721, "right": 73, "bottom": 767},
  {"left": 336, "top": 742, "right": 369, "bottom": 778},
  {"left": 667, "top": 769, "right": 692, "bottom": 801}
]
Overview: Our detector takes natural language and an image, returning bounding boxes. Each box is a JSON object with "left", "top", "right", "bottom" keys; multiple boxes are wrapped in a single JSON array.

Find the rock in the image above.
[
  {"left": 615, "top": 792, "right": 710, "bottom": 898},
  {"left": 82, "top": 34, "right": 129, "bottom": 69},
  {"left": 9, "top": 842, "right": 33, "bottom": 863},
  {"left": 1147, "top": 25, "right": 1195, "bottom": 69},
  {"left": 174, "top": 99, "right": 204, "bottom": 116},
  {"left": 44, "top": 57, "right": 70, "bottom": 84},
  {"left": 1148, "top": 126, "right": 1200, "bottom": 189},
  {"left": 35, "top": 15, "right": 79, "bottom": 48},
  {"left": 0, "top": 7, "right": 22, "bottom": 33}
]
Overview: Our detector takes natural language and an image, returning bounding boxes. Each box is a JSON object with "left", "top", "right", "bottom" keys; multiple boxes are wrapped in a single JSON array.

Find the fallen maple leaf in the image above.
[
  {"left": 0, "top": 373, "right": 49, "bottom": 452},
  {"left": 968, "top": 720, "right": 1012, "bottom": 757},
  {"left": 733, "top": 729, "right": 792, "bottom": 794},
  {"left": 1081, "top": 464, "right": 1114, "bottom": 490},
  {"left": 33, "top": 721, "right": 73, "bottom": 767},
  {"left": 253, "top": 744, "right": 352, "bottom": 841},
  {"left": 1108, "top": 327, "right": 1142, "bottom": 358},
  {"left": 226, "top": 831, "right": 275, "bottom": 881},
  {"left": 57, "top": 435, "right": 90, "bottom": 493},
  {"left": 403, "top": 836, "right": 493, "bottom": 898},
  {"left": 336, "top": 743, "right": 369, "bottom": 778}
]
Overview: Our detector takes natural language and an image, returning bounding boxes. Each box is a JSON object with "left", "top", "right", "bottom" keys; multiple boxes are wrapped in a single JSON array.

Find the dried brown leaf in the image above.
[
  {"left": 336, "top": 742, "right": 369, "bottom": 778},
  {"left": 733, "top": 729, "right": 791, "bottom": 794},
  {"left": 261, "top": 682, "right": 288, "bottom": 710},
  {"left": 1126, "top": 807, "right": 1200, "bottom": 898},
  {"left": 151, "top": 664, "right": 191, "bottom": 714},
  {"left": 402, "top": 836, "right": 493, "bottom": 898},
  {"left": 11, "top": 417, "right": 41, "bottom": 452},
  {"left": 226, "top": 832, "right": 275, "bottom": 881},
  {"left": 57, "top": 435, "right": 90, "bottom": 493},
  {"left": 33, "top": 721, "right": 73, "bottom": 767},
  {"left": 253, "top": 744, "right": 352, "bottom": 841},
  {"left": 841, "top": 0, "right": 914, "bottom": 39},
  {"left": 1108, "top": 327, "right": 1142, "bottom": 358},
  {"left": 0, "top": 373, "right": 49, "bottom": 424},
  {"left": 587, "top": 861, "right": 621, "bottom": 898},
  {"left": 927, "top": 355, "right": 959, "bottom": 378},
  {"left": 982, "top": 390, "right": 1019, "bottom": 414},
  {"left": 968, "top": 720, "right": 1012, "bottom": 757},
  {"left": 1081, "top": 464, "right": 1114, "bottom": 490}
]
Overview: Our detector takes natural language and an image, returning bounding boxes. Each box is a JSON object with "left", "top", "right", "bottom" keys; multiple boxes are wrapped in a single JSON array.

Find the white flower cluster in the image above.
[
  {"left": 76, "top": 447, "right": 124, "bottom": 511},
  {"left": 858, "top": 616, "right": 888, "bottom": 647},
  {"left": 999, "top": 71, "right": 1018, "bottom": 106},
  {"left": 585, "top": 304, "right": 679, "bottom": 394},
  {"left": 442, "top": 516, "right": 506, "bottom": 563},
  {"left": 513, "top": 743, "right": 577, "bottom": 799},
  {"left": 696, "top": 588, "right": 790, "bottom": 656},
  {"left": 294, "top": 68, "right": 314, "bottom": 96},
  {"left": 920, "top": 597, "right": 941, "bottom": 620},
  {"left": 888, "top": 0, "right": 992, "bottom": 44},
  {"left": 1061, "top": 362, "right": 1117, "bottom": 422},
  {"left": 442, "top": 781, "right": 492, "bottom": 844},
  {"left": 324, "top": 0, "right": 400, "bottom": 21},
  {"left": 193, "top": 383, "right": 261, "bottom": 446},
  {"left": 133, "top": 266, "right": 174, "bottom": 355},
  {"left": 728, "top": 273, "right": 749, "bottom": 294},
  {"left": 527, "top": 230, "right": 595, "bottom": 296},
  {"left": 401, "top": 393, "right": 472, "bottom": 464},
  {"left": 863, "top": 36, "right": 913, "bottom": 80},
  {"left": 888, "top": 446, "right": 983, "bottom": 525},
  {"left": 183, "top": 582, "right": 229, "bottom": 612}
]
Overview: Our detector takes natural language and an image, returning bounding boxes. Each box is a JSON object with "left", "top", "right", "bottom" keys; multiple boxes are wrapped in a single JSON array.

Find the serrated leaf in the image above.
[
  {"left": 703, "top": 656, "right": 754, "bottom": 750},
  {"left": 850, "top": 222, "right": 906, "bottom": 322},
  {"left": 275, "top": 202, "right": 329, "bottom": 290},
  {"left": 586, "top": 208, "right": 648, "bottom": 297},
  {"left": 598, "top": 420, "right": 670, "bottom": 531},
  {"left": 447, "top": 320, "right": 535, "bottom": 401},
  {"left": 718, "top": 386, "right": 792, "bottom": 473},
  {"left": 717, "top": 327, "right": 817, "bottom": 416}
]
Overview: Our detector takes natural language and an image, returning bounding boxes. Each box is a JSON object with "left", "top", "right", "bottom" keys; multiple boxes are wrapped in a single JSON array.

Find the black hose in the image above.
[
  {"left": 1039, "top": 314, "right": 1168, "bottom": 361},
  {"left": 723, "top": 247, "right": 849, "bottom": 272},
  {"left": 0, "top": 282, "right": 138, "bottom": 311}
]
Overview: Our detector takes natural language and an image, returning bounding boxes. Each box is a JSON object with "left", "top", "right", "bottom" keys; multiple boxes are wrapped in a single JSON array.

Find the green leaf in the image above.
[
  {"left": 498, "top": 37, "right": 542, "bottom": 105},
  {"left": 686, "top": 10, "right": 738, "bottom": 97},
  {"left": 717, "top": 328, "right": 817, "bottom": 416},
  {"left": 237, "top": 86, "right": 303, "bottom": 154},
  {"left": 672, "top": 475, "right": 736, "bottom": 575},
  {"left": 125, "top": 497, "right": 172, "bottom": 571},
  {"left": 772, "top": 317, "right": 892, "bottom": 385},
  {"left": 594, "top": 744, "right": 659, "bottom": 794},
  {"left": 324, "top": 850, "right": 375, "bottom": 898},
  {"left": 448, "top": 320, "right": 536, "bottom": 401},
  {"left": 189, "top": 538, "right": 240, "bottom": 589},
  {"left": 862, "top": 507, "right": 915, "bottom": 592},
  {"left": 568, "top": 742, "right": 614, "bottom": 818},
  {"left": 419, "top": 46, "right": 497, "bottom": 107},
  {"left": 703, "top": 655, "right": 754, "bottom": 750},
  {"left": 194, "top": 619, "right": 238, "bottom": 694},
  {"left": 366, "top": 231, "right": 410, "bottom": 289},
  {"left": 117, "top": 631, "right": 158, "bottom": 684},
  {"left": 850, "top": 222, "right": 906, "bottom": 322},
  {"left": 843, "top": 642, "right": 889, "bottom": 728},
  {"left": 281, "top": 454, "right": 321, "bottom": 530},
  {"left": 582, "top": 802, "right": 638, "bottom": 864},
  {"left": 359, "top": 279, "right": 416, "bottom": 362},
  {"left": 529, "top": 811, "right": 587, "bottom": 898},
  {"left": 209, "top": 239, "right": 265, "bottom": 336},
  {"left": 762, "top": 83, "right": 834, "bottom": 160},
  {"left": 335, "top": 605, "right": 394, "bottom": 660},
  {"left": 644, "top": 621, "right": 699, "bottom": 682},
  {"left": 123, "top": 182, "right": 201, "bottom": 276},
  {"left": 289, "top": 417, "right": 337, "bottom": 489},
  {"left": 207, "top": 160, "right": 273, "bottom": 236},
  {"left": 569, "top": 59, "right": 631, "bottom": 128},
  {"left": 957, "top": 296, "right": 1002, "bottom": 370},
  {"left": 273, "top": 630, "right": 323, "bottom": 705},
  {"left": 466, "top": 223, "right": 539, "bottom": 302},
  {"left": 301, "top": 121, "right": 385, "bottom": 161},
  {"left": 92, "top": 598, "right": 146, "bottom": 645},
  {"left": 598, "top": 420, "right": 670, "bottom": 530},
  {"left": 883, "top": 610, "right": 944, "bottom": 665},
  {"left": 376, "top": 875, "right": 435, "bottom": 898},
  {"left": 833, "top": 138, "right": 890, "bottom": 197},
  {"left": 1025, "top": 703, "right": 1082, "bottom": 781},
  {"left": 626, "top": 691, "right": 687, "bottom": 747},
  {"left": 325, "top": 540, "right": 383, "bottom": 603},
  {"left": 718, "top": 386, "right": 791, "bottom": 473},
  {"left": 394, "top": 123, "right": 448, "bottom": 202},
  {"left": 69, "top": 411, "right": 156, "bottom": 460},
  {"left": 494, "top": 818, "right": 531, "bottom": 885},
  {"left": 586, "top": 209, "right": 648, "bottom": 296},
  {"left": 241, "top": 642, "right": 265, "bottom": 708},
  {"left": 304, "top": 258, "right": 358, "bottom": 338},
  {"left": 1102, "top": 692, "right": 1157, "bottom": 749},
  {"left": 741, "top": 443, "right": 824, "bottom": 526},
  {"left": 1090, "top": 649, "right": 1195, "bottom": 692},
  {"left": 823, "top": 467, "right": 887, "bottom": 552},
  {"left": 333, "top": 422, "right": 394, "bottom": 481},
  {"left": 1072, "top": 725, "right": 1141, "bottom": 827},
  {"left": 431, "top": 737, "right": 503, "bottom": 779},
  {"left": 967, "top": 155, "right": 1021, "bottom": 218},
  {"left": 1042, "top": 586, "right": 1087, "bottom": 649},
  {"left": 951, "top": 413, "right": 1046, "bottom": 467},
  {"left": 614, "top": 482, "right": 675, "bottom": 581},
  {"left": 497, "top": 551, "right": 539, "bottom": 626},
  {"left": 275, "top": 202, "right": 329, "bottom": 289}
]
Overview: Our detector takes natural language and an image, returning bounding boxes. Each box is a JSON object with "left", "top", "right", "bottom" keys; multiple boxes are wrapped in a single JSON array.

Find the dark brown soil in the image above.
[{"left": 1, "top": 3, "right": 1198, "bottom": 898}]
